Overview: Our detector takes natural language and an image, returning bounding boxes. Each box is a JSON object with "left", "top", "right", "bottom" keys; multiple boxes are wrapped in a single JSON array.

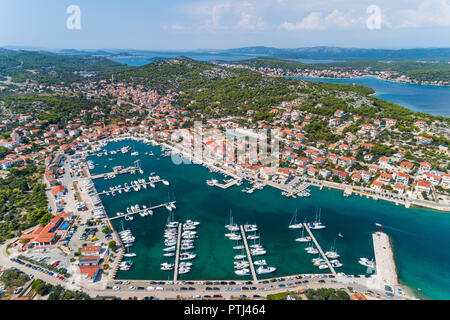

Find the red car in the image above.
[{"left": 58, "top": 276, "right": 64, "bottom": 280}]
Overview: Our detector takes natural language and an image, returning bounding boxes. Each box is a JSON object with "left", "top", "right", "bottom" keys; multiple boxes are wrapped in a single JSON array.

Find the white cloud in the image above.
[
  {"left": 280, "top": 9, "right": 365, "bottom": 31},
  {"left": 184, "top": 1, "right": 265, "bottom": 31},
  {"left": 393, "top": 0, "right": 450, "bottom": 28}
]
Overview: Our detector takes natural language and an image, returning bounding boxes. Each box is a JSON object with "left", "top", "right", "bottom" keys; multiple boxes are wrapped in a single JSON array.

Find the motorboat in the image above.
[
  {"left": 253, "top": 260, "right": 267, "bottom": 266},
  {"left": 256, "top": 265, "right": 276, "bottom": 275},
  {"left": 359, "top": 258, "right": 376, "bottom": 268},
  {"left": 235, "top": 268, "right": 250, "bottom": 276}
]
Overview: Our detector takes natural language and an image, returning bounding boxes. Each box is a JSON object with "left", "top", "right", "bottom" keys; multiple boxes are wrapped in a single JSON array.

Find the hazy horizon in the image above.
[{"left": 0, "top": 0, "right": 449, "bottom": 51}]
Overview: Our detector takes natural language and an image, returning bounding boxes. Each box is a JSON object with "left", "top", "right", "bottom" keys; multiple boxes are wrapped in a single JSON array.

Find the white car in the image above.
[
  {"left": 146, "top": 286, "right": 155, "bottom": 291},
  {"left": 123, "top": 280, "right": 130, "bottom": 284},
  {"left": 155, "top": 287, "right": 164, "bottom": 291},
  {"left": 112, "top": 286, "right": 121, "bottom": 290},
  {"left": 128, "top": 286, "right": 136, "bottom": 290}
]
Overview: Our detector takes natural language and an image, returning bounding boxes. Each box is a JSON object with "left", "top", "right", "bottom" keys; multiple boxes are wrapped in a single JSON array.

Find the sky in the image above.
[{"left": 0, "top": 0, "right": 449, "bottom": 51}]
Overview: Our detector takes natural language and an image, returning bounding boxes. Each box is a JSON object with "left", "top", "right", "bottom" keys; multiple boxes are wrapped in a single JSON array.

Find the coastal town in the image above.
[
  {"left": 0, "top": 54, "right": 449, "bottom": 301},
  {"left": 217, "top": 60, "right": 450, "bottom": 87}
]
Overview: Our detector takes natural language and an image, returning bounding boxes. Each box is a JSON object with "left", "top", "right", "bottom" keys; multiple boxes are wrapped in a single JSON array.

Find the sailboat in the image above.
[
  {"left": 225, "top": 210, "right": 239, "bottom": 232},
  {"left": 325, "top": 240, "right": 340, "bottom": 259},
  {"left": 288, "top": 209, "right": 303, "bottom": 229},
  {"left": 309, "top": 208, "right": 326, "bottom": 230},
  {"left": 295, "top": 227, "right": 311, "bottom": 242}
]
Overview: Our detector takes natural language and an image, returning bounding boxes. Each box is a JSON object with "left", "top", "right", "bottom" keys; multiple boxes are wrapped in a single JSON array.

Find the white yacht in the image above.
[
  {"left": 253, "top": 260, "right": 267, "bottom": 266},
  {"left": 359, "top": 258, "right": 376, "bottom": 268},
  {"left": 330, "top": 259, "right": 343, "bottom": 268},
  {"left": 235, "top": 268, "right": 250, "bottom": 276},
  {"left": 180, "top": 252, "right": 197, "bottom": 261},
  {"left": 256, "top": 265, "right": 276, "bottom": 274}
]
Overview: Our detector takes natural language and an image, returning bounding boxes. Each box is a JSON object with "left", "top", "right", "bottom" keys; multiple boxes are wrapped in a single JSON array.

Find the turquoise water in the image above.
[
  {"left": 88, "top": 140, "right": 450, "bottom": 299},
  {"left": 297, "top": 76, "right": 450, "bottom": 117}
]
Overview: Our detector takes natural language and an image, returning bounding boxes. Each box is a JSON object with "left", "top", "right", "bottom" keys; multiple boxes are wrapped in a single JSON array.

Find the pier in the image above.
[
  {"left": 90, "top": 166, "right": 141, "bottom": 180},
  {"left": 239, "top": 225, "right": 258, "bottom": 282},
  {"left": 303, "top": 223, "right": 336, "bottom": 275},
  {"left": 173, "top": 224, "right": 182, "bottom": 282},
  {"left": 372, "top": 231, "right": 399, "bottom": 289},
  {"left": 108, "top": 201, "right": 176, "bottom": 220},
  {"left": 97, "top": 179, "right": 165, "bottom": 195},
  {"left": 210, "top": 179, "right": 238, "bottom": 189}
]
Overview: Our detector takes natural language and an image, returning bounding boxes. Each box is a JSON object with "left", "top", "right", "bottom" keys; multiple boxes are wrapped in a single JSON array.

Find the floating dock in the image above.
[
  {"left": 97, "top": 179, "right": 165, "bottom": 195},
  {"left": 372, "top": 231, "right": 399, "bottom": 289},
  {"left": 108, "top": 201, "right": 176, "bottom": 220},
  {"left": 173, "top": 224, "right": 182, "bottom": 282},
  {"left": 90, "top": 166, "right": 141, "bottom": 180},
  {"left": 239, "top": 225, "right": 258, "bottom": 282},
  {"left": 303, "top": 223, "right": 336, "bottom": 275}
]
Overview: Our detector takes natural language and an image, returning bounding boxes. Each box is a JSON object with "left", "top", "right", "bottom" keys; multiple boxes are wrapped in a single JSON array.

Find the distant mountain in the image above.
[{"left": 222, "top": 46, "right": 450, "bottom": 61}]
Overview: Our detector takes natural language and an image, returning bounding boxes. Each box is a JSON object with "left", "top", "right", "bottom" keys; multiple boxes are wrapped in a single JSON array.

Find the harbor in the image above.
[{"left": 82, "top": 137, "right": 450, "bottom": 299}]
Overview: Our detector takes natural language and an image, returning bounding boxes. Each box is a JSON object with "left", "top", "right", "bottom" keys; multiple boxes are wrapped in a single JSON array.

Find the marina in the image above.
[{"left": 85, "top": 138, "right": 450, "bottom": 299}]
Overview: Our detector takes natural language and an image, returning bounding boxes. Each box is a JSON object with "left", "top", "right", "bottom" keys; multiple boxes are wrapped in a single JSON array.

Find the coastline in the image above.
[
  {"left": 91, "top": 134, "right": 450, "bottom": 214},
  {"left": 291, "top": 74, "right": 449, "bottom": 87}
]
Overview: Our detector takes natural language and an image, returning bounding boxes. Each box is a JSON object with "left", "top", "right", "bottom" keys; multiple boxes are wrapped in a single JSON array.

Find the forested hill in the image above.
[
  {"left": 108, "top": 57, "right": 448, "bottom": 125},
  {"left": 0, "top": 49, "right": 126, "bottom": 84}
]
